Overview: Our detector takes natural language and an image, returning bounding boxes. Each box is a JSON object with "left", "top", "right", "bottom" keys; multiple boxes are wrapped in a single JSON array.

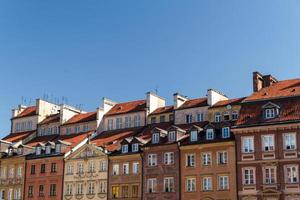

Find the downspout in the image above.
[
  {"left": 107, "top": 154, "right": 110, "bottom": 200},
  {"left": 140, "top": 151, "right": 144, "bottom": 200},
  {"left": 61, "top": 156, "right": 65, "bottom": 200},
  {"left": 178, "top": 142, "right": 181, "bottom": 200}
]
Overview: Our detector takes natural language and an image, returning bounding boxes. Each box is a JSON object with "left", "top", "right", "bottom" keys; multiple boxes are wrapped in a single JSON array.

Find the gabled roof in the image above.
[
  {"left": 12, "top": 106, "right": 37, "bottom": 119},
  {"left": 105, "top": 100, "right": 146, "bottom": 116},
  {"left": 2, "top": 130, "right": 35, "bottom": 143},
  {"left": 25, "top": 134, "right": 59, "bottom": 147},
  {"left": 211, "top": 97, "right": 246, "bottom": 108},
  {"left": 55, "top": 131, "right": 92, "bottom": 147},
  {"left": 149, "top": 106, "right": 174, "bottom": 116},
  {"left": 245, "top": 78, "right": 300, "bottom": 102},
  {"left": 39, "top": 113, "right": 60, "bottom": 125},
  {"left": 64, "top": 112, "right": 97, "bottom": 125},
  {"left": 176, "top": 98, "right": 208, "bottom": 110}
]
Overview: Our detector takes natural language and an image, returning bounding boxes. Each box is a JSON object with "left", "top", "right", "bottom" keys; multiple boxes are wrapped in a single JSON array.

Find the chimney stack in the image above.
[
  {"left": 173, "top": 93, "right": 188, "bottom": 109},
  {"left": 253, "top": 71, "right": 278, "bottom": 92}
]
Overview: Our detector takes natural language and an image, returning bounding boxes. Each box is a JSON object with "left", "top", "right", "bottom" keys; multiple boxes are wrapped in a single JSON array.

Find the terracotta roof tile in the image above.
[
  {"left": 149, "top": 106, "right": 174, "bottom": 116},
  {"left": 211, "top": 97, "right": 246, "bottom": 108},
  {"left": 176, "top": 98, "right": 208, "bottom": 110},
  {"left": 56, "top": 131, "right": 92, "bottom": 147},
  {"left": 105, "top": 100, "right": 146, "bottom": 116},
  {"left": 236, "top": 97, "right": 300, "bottom": 127},
  {"left": 12, "top": 106, "right": 37, "bottom": 119},
  {"left": 25, "top": 134, "right": 59, "bottom": 147},
  {"left": 2, "top": 130, "right": 35, "bottom": 143},
  {"left": 245, "top": 78, "right": 300, "bottom": 102},
  {"left": 64, "top": 112, "right": 97, "bottom": 125},
  {"left": 39, "top": 114, "right": 60, "bottom": 125}
]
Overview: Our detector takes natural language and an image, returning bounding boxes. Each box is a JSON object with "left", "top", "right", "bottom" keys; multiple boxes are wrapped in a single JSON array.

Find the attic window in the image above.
[
  {"left": 121, "top": 144, "right": 128, "bottom": 153},
  {"left": 36, "top": 147, "right": 41, "bottom": 155},
  {"left": 55, "top": 144, "right": 61, "bottom": 154},
  {"left": 168, "top": 131, "right": 176, "bottom": 142},
  {"left": 265, "top": 108, "right": 276, "bottom": 119},
  {"left": 8, "top": 148, "right": 14, "bottom": 156},
  {"left": 132, "top": 143, "right": 139, "bottom": 152},
  {"left": 17, "top": 147, "right": 23, "bottom": 155},
  {"left": 152, "top": 133, "right": 160, "bottom": 144},
  {"left": 263, "top": 102, "right": 280, "bottom": 119},
  {"left": 206, "top": 129, "right": 214, "bottom": 140},
  {"left": 46, "top": 146, "right": 51, "bottom": 154},
  {"left": 190, "top": 130, "right": 198, "bottom": 142}
]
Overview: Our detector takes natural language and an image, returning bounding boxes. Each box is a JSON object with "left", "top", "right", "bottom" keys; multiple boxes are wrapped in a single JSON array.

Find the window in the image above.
[
  {"left": 87, "top": 182, "right": 95, "bottom": 194},
  {"left": 169, "top": 114, "right": 174, "bottom": 121},
  {"left": 223, "top": 112, "right": 230, "bottom": 121},
  {"left": 186, "top": 178, "right": 196, "bottom": 192},
  {"left": 40, "top": 164, "right": 46, "bottom": 173},
  {"left": 78, "top": 163, "right": 84, "bottom": 174},
  {"left": 150, "top": 117, "right": 156, "bottom": 124},
  {"left": 147, "top": 178, "right": 157, "bottom": 193},
  {"left": 202, "top": 153, "right": 211, "bottom": 166},
  {"left": 197, "top": 113, "right": 204, "bottom": 122},
  {"left": 164, "top": 152, "right": 174, "bottom": 165},
  {"left": 232, "top": 111, "right": 238, "bottom": 120},
  {"left": 121, "top": 144, "right": 128, "bottom": 153},
  {"left": 116, "top": 117, "right": 123, "bottom": 129},
  {"left": 215, "top": 112, "right": 222, "bottom": 122},
  {"left": 55, "top": 144, "right": 61, "bottom": 154},
  {"left": 284, "top": 133, "right": 296, "bottom": 150},
  {"left": 190, "top": 130, "right": 198, "bottom": 142},
  {"left": 133, "top": 115, "right": 141, "bottom": 127},
  {"left": 133, "top": 162, "right": 139, "bottom": 174},
  {"left": 88, "top": 162, "right": 95, "bottom": 173},
  {"left": 286, "top": 165, "right": 298, "bottom": 183},
  {"left": 152, "top": 133, "right": 160, "bottom": 144},
  {"left": 132, "top": 143, "right": 139, "bottom": 152},
  {"left": 108, "top": 119, "right": 114, "bottom": 130},
  {"left": 186, "top": 154, "right": 195, "bottom": 167},
  {"left": 148, "top": 154, "right": 157, "bottom": 166},
  {"left": 164, "top": 177, "right": 174, "bottom": 192},
  {"left": 264, "top": 167, "right": 276, "bottom": 184},
  {"left": 28, "top": 186, "right": 33, "bottom": 197},
  {"left": 242, "top": 137, "right": 254, "bottom": 153},
  {"left": 76, "top": 183, "right": 83, "bottom": 195},
  {"left": 0, "top": 190, "right": 4, "bottom": 200},
  {"left": 50, "top": 184, "right": 56, "bottom": 196},
  {"left": 83, "top": 124, "right": 89, "bottom": 132},
  {"left": 132, "top": 185, "right": 138, "bottom": 197},
  {"left": 112, "top": 186, "right": 119, "bottom": 198},
  {"left": 46, "top": 145, "right": 51, "bottom": 154},
  {"left": 100, "top": 160, "right": 107, "bottom": 171},
  {"left": 217, "top": 151, "right": 228, "bottom": 165},
  {"left": 66, "top": 127, "right": 71, "bottom": 134},
  {"left": 121, "top": 186, "right": 129, "bottom": 198},
  {"left": 186, "top": 114, "right": 193, "bottom": 123},
  {"left": 206, "top": 129, "right": 214, "bottom": 140},
  {"left": 51, "top": 163, "right": 57, "bottom": 173},
  {"left": 17, "top": 166, "right": 22, "bottom": 178},
  {"left": 99, "top": 181, "right": 107, "bottom": 193},
  {"left": 112, "top": 164, "right": 119, "bottom": 175},
  {"left": 160, "top": 115, "right": 166, "bottom": 123},
  {"left": 123, "top": 163, "right": 129, "bottom": 175},
  {"left": 222, "top": 127, "right": 230, "bottom": 138},
  {"left": 203, "top": 177, "right": 212, "bottom": 191},
  {"left": 125, "top": 116, "right": 131, "bottom": 128},
  {"left": 244, "top": 168, "right": 255, "bottom": 185},
  {"left": 67, "top": 164, "right": 73, "bottom": 175},
  {"left": 66, "top": 183, "right": 72, "bottom": 195},
  {"left": 219, "top": 176, "right": 229, "bottom": 190},
  {"left": 8, "top": 167, "right": 14, "bottom": 178},
  {"left": 168, "top": 131, "right": 176, "bottom": 142},
  {"left": 36, "top": 146, "right": 41, "bottom": 155},
  {"left": 265, "top": 108, "right": 276, "bottom": 119},
  {"left": 14, "top": 188, "right": 21, "bottom": 200},
  {"left": 39, "top": 185, "right": 44, "bottom": 197},
  {"left": 262, "top": 135, "right": 274, "bottom": 151},
  {"left": 30, "top": 165, "right": 35, "bottom": 175}
]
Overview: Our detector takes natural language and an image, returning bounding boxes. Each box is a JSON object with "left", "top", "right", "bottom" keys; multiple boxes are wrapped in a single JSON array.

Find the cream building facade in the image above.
[{"left": 63, "top": 143, "right": 108, "bottom": 200}]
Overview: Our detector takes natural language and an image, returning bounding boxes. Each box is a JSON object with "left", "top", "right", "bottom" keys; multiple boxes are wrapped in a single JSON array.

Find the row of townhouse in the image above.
[{"left": 0, "top": 71, "right": 300, "bottom": 200}]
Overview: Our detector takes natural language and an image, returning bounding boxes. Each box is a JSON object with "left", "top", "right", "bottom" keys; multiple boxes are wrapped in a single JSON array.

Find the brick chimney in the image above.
[
  {"left": 173, "top": 93, "right": 188, "bottom": 109},
  {"left": 253, "top": 71, "right": 278, "bottom": 92}
]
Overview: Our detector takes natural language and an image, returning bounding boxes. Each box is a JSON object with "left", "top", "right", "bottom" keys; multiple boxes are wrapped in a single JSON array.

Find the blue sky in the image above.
[{"left": 1, "top": 1, "right": 300, "bottom": 136}]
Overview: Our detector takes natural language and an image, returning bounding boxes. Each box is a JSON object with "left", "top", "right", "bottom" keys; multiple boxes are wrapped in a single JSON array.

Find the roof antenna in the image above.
[{"left": 155, "top": 85, "right": 159, "bottom": 95}]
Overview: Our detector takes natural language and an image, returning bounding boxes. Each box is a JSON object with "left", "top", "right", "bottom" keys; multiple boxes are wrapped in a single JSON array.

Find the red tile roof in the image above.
[
  {"left": 64, "top": 112, "right": 97, "bottom": 125},
  {"left": 176, "top": 98, "right": 208, "bottom": 110},
  {"left": 211, "top": 97, "right": 246, "bottom": 108},
  {"left": 236, "top": 97, "right": 300, "bottom": 127},
  {"left": 149, "top": 106, "right": 174, "bottom": 116},
  {"left": 12, "top": 106, "right": 37, "bottom": 119},
  {"left": 105, "top": 100, "right": 146, "bottom": 116},
  {"left": 245, "top": 78, "right": 300, "bottom": 102},
  {"left": 2, "top": 130, "right": 35, "bottom": 143},
  {"left": 39, "top": 113, "right": 60, "bottom": 125},
  {"left": 56, "top": 131, "right": 92, "bottom": 147},
  {"left": 25, "top": 134, "right": 59, "bottom": 147}
]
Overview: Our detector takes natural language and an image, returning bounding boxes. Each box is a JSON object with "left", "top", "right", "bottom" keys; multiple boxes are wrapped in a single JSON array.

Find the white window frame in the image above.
[
  {"left": 243, "top": 168, "right": 255, "bottom": 185},
  {"left": 152, "top": 133, "right": 160, "bottom": 144},
  {"left": 147, "top": 178, "right": 157, "bottom": 193},
  {"left": 132, "top": 162, "right": 139, "bottom": 174},
  {"left": 218, "top": 176, "right": 229, "bottom": 190},
  {"left": 242, "top": 136, "right": 254, "bottom": 153},
  {"left": 217, "top": 151, "right": 228, "bottom": 165},
  {"left": 262, "top": 135, "right": 274, "bottom": 152},
  {"left": 148, "top": 154, "right": 157, "bottom": 166},
  {"left": 132, "top": 143, "right": 139, "bottom": 152},
  {"left": 222, "top": 127, "right": 230, "bottom": 138},
  {"left": 112, "top": 164, "right": 119, "bottom": 175},
  {"left": 186, "top": 114, "right": 193, "bottom": 123},
  {"left": 186, "top": 178, "right": 196, "bottom": 192},
  {"left": 263, "top": 166, "right": 276, "bottom": 184},
  {"left": 202, "top": 177, "right": 212, "bottom": 191},
  {"left": 285, "top": 165, "right": 299, "bottom": 184},
  {"left": 190, "top": 130, "right": 198, "bottom": 142},
  {"left": 164, "top": 177, "right": 174, "bottom": 192},
  {"left": 186, "top": 154, "right": 195, "bottom": 167},
  {"left": 123, "top": 163, "right": 129, "bottom": 175},
  {"left": 284, "top": 133, "right": 297, "bottom": 150},
  {"left": 121, "top": 144, "right": 128, "bottom": 153},
  {"left": 164, "top": 152, "right": 174, "bottom": 165},
  {"left": 202, "top": 153, "right": 211, "bottom": 166},
  {"left": 215, "top": 112, "right": 222, "bottom": 122},
  {"left": 265, "top": 108, "right": 276, "bottom": 119},
  {"left": 168, "top": 131, "right": 176, "bottom": 142},
  {"left": 206, "top": 129, "right": 214, "bottom": 140}
]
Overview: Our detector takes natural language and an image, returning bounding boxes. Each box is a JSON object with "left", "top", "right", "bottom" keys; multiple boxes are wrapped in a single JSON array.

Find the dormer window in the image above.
[
  {"left": 46, "top": 146, "right": 51, "bottom": 154},
  {"left": 132, "top": 143, "right": 139, "bottom": 152},
  {"left": 190, "top": 130, "right": 198, "bottom": 142},
  {"left": 206, "top": 129, "right": 214, "bottom": 140},
  {"left": 168, "top": 131, "right": 176, "bottom": 142},
  {"left": 223, "top": 112, "right": 230, "bottom": 121},
  {"left": 8, "top": 148, "right": 14, "bottom": 156},
  {"left": 17, "top": 147, "right": 23, "bottom": 155},
  {"left": 263, "top": 102, "right": 280, "bottom": 119},
  {"left": 232, "top": 111, "right": 238, "bottom": 120},
  {"left": 121, "top": 144, "right": 128, "bottom": 153},
  {"left": 222, "top": 127, "right": 230, "bottom": 138},
  {"left": 55, "top": 144, "right": 61, "bottom": 154},
  {"left": 152, "top": 133, "right": 160, "bottom": 144},
  {"left": 215, "top": 113, "right": 222, "bottom": 122},
  {"left": 36, "top": 147, "right": 41, "bottom": 155},
  {"left": 265, "top": 108, "right": 276, "bottom": 119}
]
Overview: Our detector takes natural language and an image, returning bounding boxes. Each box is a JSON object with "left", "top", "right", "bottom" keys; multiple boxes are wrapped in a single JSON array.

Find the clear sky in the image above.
[{"left": 1, "top": 0, "right": 300, "bottom": 136}]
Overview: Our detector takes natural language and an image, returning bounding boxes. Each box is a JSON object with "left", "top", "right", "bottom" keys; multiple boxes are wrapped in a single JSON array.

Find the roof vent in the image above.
[
  {"left": 292, "top": 88, "right": 296, "bottom": 92},
  {"left": 117, "top": 106, "right": 122, "bottom": 110},
  {"left": 263, "top": 92, "right": 268, "bottom": 96}
]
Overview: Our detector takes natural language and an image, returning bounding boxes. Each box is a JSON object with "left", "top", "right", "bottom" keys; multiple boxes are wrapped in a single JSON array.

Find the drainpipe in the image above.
[
  {"left": 140, "top": 152, "right": 144, "bottom": 200},
  {"left": 178, "top": 142, "right": 181, "bottom": 200},
  {"left": 61, "top": 156, "right": 65, "bottom": 200},
  {"left": 107, "top": 154, "right": 110, "bottom": 200}
]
